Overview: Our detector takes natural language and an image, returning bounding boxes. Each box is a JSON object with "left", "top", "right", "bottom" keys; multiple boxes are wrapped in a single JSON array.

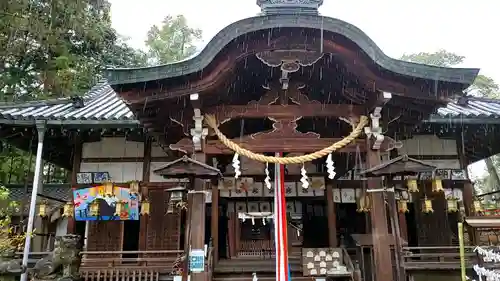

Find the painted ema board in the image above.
[
  {"left": 189, "top": 249, "right": 205, "bottom": 273},
  {"left": 72, "top": 186, "right": 139, "bottom": 221}
]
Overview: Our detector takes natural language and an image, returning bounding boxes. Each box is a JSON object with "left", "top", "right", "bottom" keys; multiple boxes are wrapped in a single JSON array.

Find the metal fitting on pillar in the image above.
[
  {"left": 191, "top": 107, "right": 208, "bottom": 152},
  {"left": 365, "top": 92, "right": 392, "bottom": 150}
]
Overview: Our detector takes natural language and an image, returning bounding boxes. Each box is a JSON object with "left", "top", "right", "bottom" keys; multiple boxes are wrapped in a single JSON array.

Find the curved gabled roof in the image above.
[{"left": 105, "top": 14, "right": 479, "bottom": 87}]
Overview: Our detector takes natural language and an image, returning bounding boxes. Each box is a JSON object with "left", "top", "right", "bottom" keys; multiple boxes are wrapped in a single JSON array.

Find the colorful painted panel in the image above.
[{"left": 73, "top": 186, "right": 139, "bottom": 221}]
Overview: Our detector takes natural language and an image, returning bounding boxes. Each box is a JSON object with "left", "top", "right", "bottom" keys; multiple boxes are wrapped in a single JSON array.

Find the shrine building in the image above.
[{"left": 3, "top": 1, "right": 500, "bottom": 281}]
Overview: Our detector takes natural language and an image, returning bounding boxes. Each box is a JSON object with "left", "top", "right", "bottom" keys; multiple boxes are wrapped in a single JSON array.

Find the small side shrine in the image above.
[
  {"left": 360, "top": 155, "right": 438, "bottom": 281},
  {"left": 153, "top": 155, "right": 221, "bottom": 281}
]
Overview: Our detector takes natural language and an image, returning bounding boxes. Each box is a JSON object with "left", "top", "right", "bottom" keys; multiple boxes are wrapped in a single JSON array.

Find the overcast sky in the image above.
[{"left": 108, "top": 0, "right": 499, "bottom": 177}]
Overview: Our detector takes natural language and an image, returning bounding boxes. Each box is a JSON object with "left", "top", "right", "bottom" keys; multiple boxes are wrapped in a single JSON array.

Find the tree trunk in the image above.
[{"left": 485, "top": 157, "right": 500, "bottom": 192}]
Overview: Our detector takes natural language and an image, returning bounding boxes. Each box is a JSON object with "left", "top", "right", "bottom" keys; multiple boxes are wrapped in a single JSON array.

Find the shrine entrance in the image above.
[
  {"left": 222, "top": 197, "right": 332, "bottom": 259},
  {"left": 239, "top": 215, "right": 274, "bottom": 257}
]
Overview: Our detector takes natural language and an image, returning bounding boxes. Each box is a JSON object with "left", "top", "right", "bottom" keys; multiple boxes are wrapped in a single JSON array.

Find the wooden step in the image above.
[
  {"left": 213, "top": 274, "right": 352, "bottom": 281},
  {"left": 214, "top": 277, "right": 312, "bottom": 281},
  {"left": 215, "top": 257, "right": 303, "bottom": 273},
  {"left": 215, "top": 266, "right": 303, "bottom": 273},
  {"left": 216, "top": 260, "right": 302, "bottom": 269}
]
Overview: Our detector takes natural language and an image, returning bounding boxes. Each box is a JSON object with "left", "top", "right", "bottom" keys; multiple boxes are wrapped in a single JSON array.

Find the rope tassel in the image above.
[
  {"left": 326, "top": 153, "right": 336, "bottom": 179},
  {"left": 264, "top": 162, "right": 271, "bottom": 189},
  {"left": 300, "top": 164, "right": 309, "bottom": 189},
  {"left": 232, "top": 153, "right": 241, "bottom": 179}
]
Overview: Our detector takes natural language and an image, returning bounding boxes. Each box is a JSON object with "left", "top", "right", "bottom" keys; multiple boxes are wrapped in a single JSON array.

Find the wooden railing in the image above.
[
  {"left": 402, "top": 246, "right": 477, "bottom": 270},
  {"left": 18, "top": 250, "right": 184, "bottom": 281},
  {"left": 342, "top": 248, "right": 361, "bottom": 281},
  {"left": 81, "top": 250, "right": 183, "bottom": 267}
]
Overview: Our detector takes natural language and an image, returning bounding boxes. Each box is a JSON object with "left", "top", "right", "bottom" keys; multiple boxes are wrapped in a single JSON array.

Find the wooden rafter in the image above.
[{"left": 170, "top": 137, "right": 365, "bottom": 154}]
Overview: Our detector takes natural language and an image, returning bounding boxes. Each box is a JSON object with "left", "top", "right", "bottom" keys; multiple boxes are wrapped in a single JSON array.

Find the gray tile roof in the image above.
[
  {"left": 437, "top": 97, "right": 500, "bottom": 118},
  {"left": 6, "top": 184, "right": 72, "bottom": 215},
  {"left": 7, "top": 184, "right": 72, "bottom": 202},
  {"left": 0, "top": 82, "right": 499, "bottom": 123},
  {"left": 0, "top": 83, "right": 136, "bottom": 122}
]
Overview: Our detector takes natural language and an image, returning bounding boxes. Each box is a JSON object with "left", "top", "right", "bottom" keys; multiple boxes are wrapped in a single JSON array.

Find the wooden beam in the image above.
[
  {"left": 139, "top": 136, "right": 152, "bottom": 252},
  {"left": 81, "top": 156, "right": 172, "bottom": 163},
  {"left": 171, "top": 137, "right": 365, "bottom": 154},
  {"left": 366, "top": 91, "right": 392, "bottom": 112},
  {"left": 211, "top": 182, "right": 219, "bottom": 264},
  {"left": 206, "top": 104, "right": 364, "bottom": 123}
]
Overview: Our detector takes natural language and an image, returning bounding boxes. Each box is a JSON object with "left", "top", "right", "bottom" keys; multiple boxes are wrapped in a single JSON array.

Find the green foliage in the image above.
[
  {"left": 145, "top": 15, "right": 202, "bottom": 64},
  {"left": 400, "top": 49, "right": 499, "bottom": 99},
  {"left": 103, "top": 35, "right": 149, "bottom": 68},
  {"left": 468, "top": 75, "right": 500, "bottom": 98},
  {"left": 0, "top": 186, "right": 24, "bottom": 254},
  {"left": 0, "top": 145, "right": 33, "bottom": 185},
  {"left": 0, "top": 0, "right": 148, "bottom": 102},
  {"left": 0, "top": 0, "right": 148, "bottom": 185},
  {"left": 400, "top": 49, "right": 465, "bottom": 67},
  {"left": 1, "top": 0, "right": 112, "bottom": 100}
]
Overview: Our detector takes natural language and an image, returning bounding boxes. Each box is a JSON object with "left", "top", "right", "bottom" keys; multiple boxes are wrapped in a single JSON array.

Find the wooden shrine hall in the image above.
[{"left": 2, "top": 1, "right": 499, "bottom": 281}]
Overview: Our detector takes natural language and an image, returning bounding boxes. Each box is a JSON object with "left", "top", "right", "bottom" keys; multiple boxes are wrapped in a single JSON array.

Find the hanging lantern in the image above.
[
  {"left": 446, "top": 197, "right": 458, "bottom": 213},
  {"left": 114, "top": 200, "right": 124, "bottom": 216},
  {"left": 89, "top": 200, "right": 100, "bottom": 216},
  {"left": 356, "top": 195, "right": 365, "bottom": 213},
  {"left": 356, "top": 193, "right": 371, "bottom": 213},
  {"left": 63, "top": 202, "right": 74, "bottom": 217},
  {"left": 104, "top": 180, "right": 114, "bottom": 197},
  {"left": 167, "top": 201, "right": 175, "bottom": 214},
  {"left": 422, "top": 197, "right": 434, "bottom": 214},
  {"left": 398, "top": 200, "right": 409, "bottom": 213},
  {"left": 406, "top": 179, "right": 419, "bottom": 193},
  {"left": 166, "top": 186, "right": 186, "bottom": 214},
  {"left": 140, "top": 199, "right": 150, "bottom": 216},
  {"left": 432, "top": 179, "right": 444, "bottom": 193},
  {"left": 472, "top": 199, "right": 483, "bottom": 213},
  {"left": 129, "top": 181, "right": 140, "bottom": 195},
  {"left": 38, "top": 200, "right": 48, "bottom": 217}
]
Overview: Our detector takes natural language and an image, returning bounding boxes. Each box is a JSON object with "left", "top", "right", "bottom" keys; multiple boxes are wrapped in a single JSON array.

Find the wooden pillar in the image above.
[
  {"left": 326, "top": 181, "right": 338, "bottom": 247},
  {"left": 211, "top": 182, "right": 219, "bottom": 262},
  {"left": 457, "top": 129, "right": 476, "bottom": 244},
  {"left": 228, "top": 212, "right": 236, "bottom": 258},
  {"left": 190, "top": 153, "right": 207, "bottom": 281},
  {"left": 389, "top": 150, "right": 408, "bottom": 242},
  {"left": 139, "top": 136, "right": 152, "bottom": 251},
  {"left": 398, "top": 212, "right": 408, "bottom": 242},
  {"left": 67, "top": 134, "right": 82, "bottom": 234},
  {"left": 366, "top": 145, "right": 393, "bottom": 281}
]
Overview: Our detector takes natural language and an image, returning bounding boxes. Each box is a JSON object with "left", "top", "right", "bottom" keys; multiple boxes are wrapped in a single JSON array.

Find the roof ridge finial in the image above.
[{"left": 257, "top": 0, "right": 323, "bottom": 15}]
